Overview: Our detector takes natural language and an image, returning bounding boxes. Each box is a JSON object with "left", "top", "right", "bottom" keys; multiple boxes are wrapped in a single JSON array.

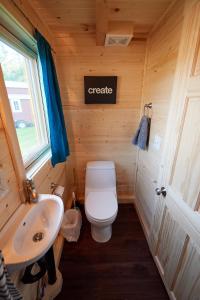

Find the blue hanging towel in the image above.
[
  {"left": 35, "top": 30, "right": 70, "bottom": 167},
  {"left": 132, "top": 115, "right": 151, "bottom": 150},
  {"left": 0, "top": 251, "right": 22, "bottom": 300}
]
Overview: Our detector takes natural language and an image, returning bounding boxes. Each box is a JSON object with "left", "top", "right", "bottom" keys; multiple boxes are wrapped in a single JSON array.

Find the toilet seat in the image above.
[{"left": 85, "top": 191, "right": 118, "bottom": 221}]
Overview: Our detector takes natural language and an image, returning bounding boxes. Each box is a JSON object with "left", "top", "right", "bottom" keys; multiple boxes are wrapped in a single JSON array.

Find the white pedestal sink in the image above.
[{"left": 0, "top": 194, "right": 64, "bottom": 272}]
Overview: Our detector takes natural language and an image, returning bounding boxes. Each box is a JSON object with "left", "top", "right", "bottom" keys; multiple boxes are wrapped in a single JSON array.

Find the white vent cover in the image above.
[{"left": 105, "top": 34, "right": 133, "bottom": 47}]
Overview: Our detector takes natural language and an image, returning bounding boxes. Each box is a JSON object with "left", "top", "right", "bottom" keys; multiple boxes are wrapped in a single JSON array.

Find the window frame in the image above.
[
  {"left": 23, "top": 56, "right": 50, "bottom": 168},
  {"left": 0, "top": 29, "right": 51, "bottom": 171}
]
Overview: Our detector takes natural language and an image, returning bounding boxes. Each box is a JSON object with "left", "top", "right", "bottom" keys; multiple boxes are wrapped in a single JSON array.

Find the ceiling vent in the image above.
[
  {"left": 105, "top": 21, "right": 134, "bottom": 47},
  {"left": 105, "top": 34, "right": 133, "bottom": 46}
]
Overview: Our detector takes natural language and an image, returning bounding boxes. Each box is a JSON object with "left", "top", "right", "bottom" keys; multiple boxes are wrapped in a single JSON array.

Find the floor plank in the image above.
[{"left": 56, "top": 204, "right": 169, "bottom": 300}]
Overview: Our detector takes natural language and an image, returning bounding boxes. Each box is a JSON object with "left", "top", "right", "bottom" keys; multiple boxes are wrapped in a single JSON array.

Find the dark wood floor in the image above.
[{"left": 56, "top": 204, "right": 169, "bottom": 300}]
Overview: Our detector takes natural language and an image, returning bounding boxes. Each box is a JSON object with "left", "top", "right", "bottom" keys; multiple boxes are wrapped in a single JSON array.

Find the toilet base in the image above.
[{"left": 91, "top": 224, "right": 112, "bottom": 243}]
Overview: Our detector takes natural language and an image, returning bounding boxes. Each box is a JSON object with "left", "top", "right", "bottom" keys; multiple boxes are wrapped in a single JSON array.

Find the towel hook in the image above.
[{"left": 143, "top": 102, "right": 152, "bottom": 116}]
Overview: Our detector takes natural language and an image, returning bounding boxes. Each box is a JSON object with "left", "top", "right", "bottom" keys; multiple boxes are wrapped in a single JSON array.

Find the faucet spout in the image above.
[{"left": 25, "top": 179, "right": 38, "bottom": 203}]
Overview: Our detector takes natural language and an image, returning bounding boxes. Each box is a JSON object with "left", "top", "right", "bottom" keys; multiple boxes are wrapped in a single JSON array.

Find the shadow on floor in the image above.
[{"left": 55, "top": 204, "right": 169, "bottom": 300}]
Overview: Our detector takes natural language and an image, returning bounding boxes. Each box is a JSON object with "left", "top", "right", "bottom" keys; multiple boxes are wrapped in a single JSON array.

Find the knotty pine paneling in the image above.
[
  {"left": 55, "top": 37, "right": 146, "bottom": 201},
  {"left": 0, "top": 115, "right": 21, "bottom": 230},
  {"left": 0, "top": 2, "right": 74, "bottom": 299},
  {"left": 31, "top": 0, "right": 173, "bottom": 38}
]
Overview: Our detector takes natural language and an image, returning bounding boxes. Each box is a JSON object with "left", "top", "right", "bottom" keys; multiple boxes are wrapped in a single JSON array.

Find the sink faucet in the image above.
[{"left": 25, "top": 179, "right": 38, "bottom": 203}]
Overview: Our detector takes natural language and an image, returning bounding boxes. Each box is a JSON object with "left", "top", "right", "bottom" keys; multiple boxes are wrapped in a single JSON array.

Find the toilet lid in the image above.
[{"left": 85, "top": 191, "right": 118, "bottom": 221}]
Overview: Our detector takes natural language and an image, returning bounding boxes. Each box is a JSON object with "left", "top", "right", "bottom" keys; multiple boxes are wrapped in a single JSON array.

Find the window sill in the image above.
[{"left": 26, "top": 148, "right": 51, "bottom": 179}]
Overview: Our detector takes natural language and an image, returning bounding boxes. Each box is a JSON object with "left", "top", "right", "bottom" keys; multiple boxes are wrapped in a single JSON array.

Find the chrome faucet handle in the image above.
[
  {"left": 51, "top": 182, "right": 58, "bottom": 190},
  {"left": 26, "top": 179, "right": 34, "bottom": 188}
]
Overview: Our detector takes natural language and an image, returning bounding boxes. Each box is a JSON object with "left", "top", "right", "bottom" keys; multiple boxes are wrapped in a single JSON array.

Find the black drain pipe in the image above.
[
  {"left": 21, "top": 246, "right": 56, "bottom": 285},
  {"left": 45, "top": 246, "right": 57, "bottom": 285}
]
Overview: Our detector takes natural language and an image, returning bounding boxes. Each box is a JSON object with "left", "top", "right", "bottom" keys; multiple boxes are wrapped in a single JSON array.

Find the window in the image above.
[{"left": 0, "top": 40, "right": 49, "bottom": 167}]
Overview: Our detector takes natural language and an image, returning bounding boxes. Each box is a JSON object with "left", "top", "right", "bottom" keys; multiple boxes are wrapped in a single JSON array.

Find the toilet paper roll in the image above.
[{"left": 53, "top": 185, "right": 64, "bottom": 198}]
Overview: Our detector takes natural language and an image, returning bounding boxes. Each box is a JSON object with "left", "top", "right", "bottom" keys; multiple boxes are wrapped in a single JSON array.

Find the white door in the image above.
[{"left": 149, "top": 0, "right": 200, "bottom": 298}]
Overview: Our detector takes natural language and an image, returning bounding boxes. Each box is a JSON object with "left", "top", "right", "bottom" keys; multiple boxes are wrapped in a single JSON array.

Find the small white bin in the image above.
[{"left": 61, "top": 209, "right": 82, "bottom": 242}]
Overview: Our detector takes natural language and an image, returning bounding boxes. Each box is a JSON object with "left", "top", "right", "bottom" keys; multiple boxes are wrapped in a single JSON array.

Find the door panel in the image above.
[
  {"left": 173, "top": 240, "right": 200, "bottom": 300},
  {"left": 149, "top": 196, "right": 165, "bottom": 253},
  {"left": 149, "top": 1, "right": 200, "bottom": 298},
  {"left": 135, "top": 170, "right": 156, "bottom": 229},
  {"left": 155, "top": 208, "right": 188, "bottom": 288},
  {"left": 170, "top": 97, "right": 200, "bottom": 209}
]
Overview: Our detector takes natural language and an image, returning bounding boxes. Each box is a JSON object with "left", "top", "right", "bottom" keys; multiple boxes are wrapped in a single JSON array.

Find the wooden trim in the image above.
[
  {"left": 107, "top": 21, "right": 134, "bottom": 36},
  {"left": 0, "top": 66, "right": 26, "bottom": 202},
  {"left": 134, "top": 36, "right": 149, "bottom": 196},
  {"left": 96, "top": 0, "right": 108, "bottom": 46}
]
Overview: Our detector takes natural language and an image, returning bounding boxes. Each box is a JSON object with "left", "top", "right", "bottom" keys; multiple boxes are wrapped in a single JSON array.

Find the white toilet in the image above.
[{"left": 85, "top": 161, "right": 118, "bottom": 243}]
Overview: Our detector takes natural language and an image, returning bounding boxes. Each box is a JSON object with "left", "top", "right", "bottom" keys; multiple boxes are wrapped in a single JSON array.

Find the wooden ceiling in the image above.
[{"left": 31, "top": 0, "right": 173, "bottom": 41}]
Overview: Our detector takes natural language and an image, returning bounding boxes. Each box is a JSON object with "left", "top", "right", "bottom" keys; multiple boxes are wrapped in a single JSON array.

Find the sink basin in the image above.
[{"left": 0, "top": 194, "right": 64, "bottom": 271}]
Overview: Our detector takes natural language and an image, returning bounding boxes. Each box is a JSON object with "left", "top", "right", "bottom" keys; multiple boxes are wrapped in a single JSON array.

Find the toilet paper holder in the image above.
[
  {"left": 51, "top": 182, "right": 64, "bottom": 198},
  {"left": 51, "top": 182, "right": 58, "bottom": 191}
]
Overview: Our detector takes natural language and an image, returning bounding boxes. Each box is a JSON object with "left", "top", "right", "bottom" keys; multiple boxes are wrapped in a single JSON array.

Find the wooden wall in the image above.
[
  {"left": 0, "top": 114, "right": 21, "bottom": 229},
  {"left": 0, "top": 1, "right": 74, "bottom": 299},
  {"left": 54, "top": 34, "right": 146, "bottom": 201},
  {"left": 135, "top": 0, "right": 185, "bottom": 230},
  {"left": 0, "top": 0, "right": 74, "bottom": 226}
]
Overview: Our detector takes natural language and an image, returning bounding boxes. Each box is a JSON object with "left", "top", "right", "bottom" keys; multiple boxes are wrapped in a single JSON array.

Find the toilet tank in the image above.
[{"left": 85, "top": 161, "right": 116, "bottom": 193}]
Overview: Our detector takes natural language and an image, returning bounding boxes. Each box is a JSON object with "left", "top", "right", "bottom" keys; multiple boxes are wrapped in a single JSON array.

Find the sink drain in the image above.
[{"left": 33, "top": 232, "right": 44, "bottom": 242}]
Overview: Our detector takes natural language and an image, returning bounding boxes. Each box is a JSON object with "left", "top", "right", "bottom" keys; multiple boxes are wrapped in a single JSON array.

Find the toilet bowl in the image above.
[{"left": 85, "top": 161, "right": 118, "bottom": 242}]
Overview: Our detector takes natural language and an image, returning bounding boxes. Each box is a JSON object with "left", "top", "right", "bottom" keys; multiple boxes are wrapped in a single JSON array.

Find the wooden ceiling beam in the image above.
[{"left": 96, "top": 0, "right": 108, "bottom": 46}]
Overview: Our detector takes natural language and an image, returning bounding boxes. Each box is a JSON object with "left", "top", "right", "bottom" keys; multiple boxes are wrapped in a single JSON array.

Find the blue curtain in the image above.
[{"left": 35, "top": 30, "right": 70, "bottom": 167}]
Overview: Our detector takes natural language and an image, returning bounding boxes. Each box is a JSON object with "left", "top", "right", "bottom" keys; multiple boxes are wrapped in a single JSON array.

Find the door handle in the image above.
[{"left": 155, "top": 187, "right": 167, "bottom": 197}]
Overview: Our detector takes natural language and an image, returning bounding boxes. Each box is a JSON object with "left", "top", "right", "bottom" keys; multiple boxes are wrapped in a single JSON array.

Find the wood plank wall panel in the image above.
[
  {"left": 0, "top": 2, "right": 74, "bottom": 299},
  {"left": 135, "top": 0, "right": 185, "bottom": 228},
  {"left": 54, "top": 34, "right": 146, "bottom": 201},
  {"left": 32, "top": 158, "right": 73, "bottom": 208},
  {"left": 0, "top": 115, "right": 21, "bottom": 229},
  {"left": 0, "top": 0, "right": 74, "bottom": 228},
  {"left": 31, "top": 0, "right": 173, "bottom": 39}
]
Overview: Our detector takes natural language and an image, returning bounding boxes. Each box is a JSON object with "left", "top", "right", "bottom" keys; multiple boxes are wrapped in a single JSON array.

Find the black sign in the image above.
[{"left": 84, "top": 76, "right": 117, "bottom": 104}]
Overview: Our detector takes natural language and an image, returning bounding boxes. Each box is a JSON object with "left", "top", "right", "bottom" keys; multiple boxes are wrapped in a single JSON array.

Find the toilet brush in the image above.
[{"left": 72, "top": 192, "right": 78, "bottom": 210}]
